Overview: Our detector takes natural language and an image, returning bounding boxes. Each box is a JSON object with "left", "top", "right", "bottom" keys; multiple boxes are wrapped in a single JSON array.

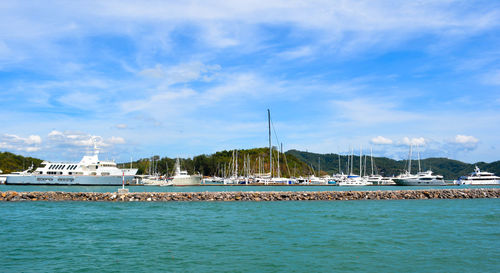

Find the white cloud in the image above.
[
  {"left": 454, "top": 134, "right": 478, "bottom": 144},
  {"left": 371, "top": 136, "right": 393, "bottom": 145},
  {"left": 402, "top": 137, "right": 426, "bottom": 146}
]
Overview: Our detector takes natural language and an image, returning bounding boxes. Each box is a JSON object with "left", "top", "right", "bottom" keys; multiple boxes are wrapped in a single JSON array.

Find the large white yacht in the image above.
[
  {"left": 393, "top": 170, "right": 446, "bottom": 186},
  {"left": 170, "top": 158, "right": 202, "bottom": 186},
  {"left": 457, "top": 166, "right": 500, "bottom": 185},
  {"left": 5, "top": 144, "right": 137, "bottom": 185}
]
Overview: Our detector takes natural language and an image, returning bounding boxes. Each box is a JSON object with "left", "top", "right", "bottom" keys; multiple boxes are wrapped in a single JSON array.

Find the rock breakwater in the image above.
[{"left": 0, "top": 188, "right": 499, "bottom": 202}]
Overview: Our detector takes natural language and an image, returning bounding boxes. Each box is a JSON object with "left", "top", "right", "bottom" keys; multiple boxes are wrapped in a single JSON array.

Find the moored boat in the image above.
[
  {"left": 393, "top": 170, "right": 446, "bottom": 186},
  {"left": 5, "top": 143, "right": 137, "bottom": 186},
  {"left": 170, "top": 158, "right": 202, "bottom": 186},
  {"left": 457, "top": 166, "right": 500, "bottom": 185}
]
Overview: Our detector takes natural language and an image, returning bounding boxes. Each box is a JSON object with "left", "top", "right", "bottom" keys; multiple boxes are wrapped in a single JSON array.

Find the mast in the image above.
[
  {"left": 364, "top": 154, "right": 367, "bottom": 177},
  {"left": 318, "top": 157, "right": 320, "bottom": 177},
  {"left": 350, "top": 147, "right": 354, "bottom": 175},
  {"left": 408, "top": 144, "right": 413, "bottom": 174},
  {"left": 359, "top": 146, "right": 362, "bottom": 177},
  {"left": 338, "top": 153, "right": 341, "bottom": 174},
  {"left": 370, "top": 147, "right": 374, "bottom": 176},
  {"left": 277, "top": 143, "right": 281, "bottom": 178},
  {"left": 268, "top": 109, "right": 272, "bottom": 178},
  {"left": 417, "top": 145, "right": 421, "bottom": 173}
]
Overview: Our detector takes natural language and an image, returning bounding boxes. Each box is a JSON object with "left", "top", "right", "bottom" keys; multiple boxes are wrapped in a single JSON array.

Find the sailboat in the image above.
[
  {"left": 365, "top": 147, "right": 395, "bottom": 185},
  {"left": 338, "top": 146, "right": 371, "bottom": 186}
]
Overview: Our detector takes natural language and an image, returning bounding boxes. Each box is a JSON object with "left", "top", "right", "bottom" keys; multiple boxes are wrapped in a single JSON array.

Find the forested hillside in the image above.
[{"left": 0, "top": 152, "right": 43, "bottom": 173}]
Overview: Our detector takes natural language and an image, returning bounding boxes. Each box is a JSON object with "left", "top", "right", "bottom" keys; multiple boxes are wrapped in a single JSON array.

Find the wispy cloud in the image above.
[{"left": 1, "top": 1, "right": 499, "bottom": 163}]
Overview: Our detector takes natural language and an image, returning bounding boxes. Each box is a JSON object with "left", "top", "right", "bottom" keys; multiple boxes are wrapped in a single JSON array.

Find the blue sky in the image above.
[{"left": 0, "top": 0, "right": 499, "bottom": 163}]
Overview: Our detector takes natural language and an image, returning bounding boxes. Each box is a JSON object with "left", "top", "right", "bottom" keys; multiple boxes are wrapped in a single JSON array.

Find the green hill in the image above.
[
  {"left": 286, "top": 149, "right": 500, "bottom": 180},
  {"left": 0, "top": 152, "right": 44, "bottom": 174}
]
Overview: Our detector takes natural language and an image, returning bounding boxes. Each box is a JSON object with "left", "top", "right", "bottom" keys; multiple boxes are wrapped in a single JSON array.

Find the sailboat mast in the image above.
[
  {"left": 277, "top": 143, "right": 281, "bottom": 178},
  {"left": 371, "top": 147, "right": 374, "bottom": 176},
  {"left": 338, "top": 153, "right": 341, "bottom": 174},
  {"left": 408, "top": 144, "right": 413, "bottom": 174},
  {"left": 417, "top": 145, "right": 421, "bottom": 172},
  {"left": 359, "top": 146, "right": 362, "bottom": 177},
  {"left": 318, "top": 157, "right": 320, "bottom": 177},
  {"left": 268, "top": 109, "right": 272, "bottom": 178}
]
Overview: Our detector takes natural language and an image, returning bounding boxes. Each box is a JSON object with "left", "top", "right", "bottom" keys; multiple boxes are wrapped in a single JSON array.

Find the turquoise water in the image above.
[
  {"left": 1, "top": 184, "right": 499, "bottom": 193},
  {"left": 1, "top": 199, "right": 499, "bottom": 272}
]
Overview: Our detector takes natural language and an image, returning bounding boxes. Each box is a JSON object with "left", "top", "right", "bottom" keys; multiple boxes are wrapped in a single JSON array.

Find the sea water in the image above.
[{"left": 1, "top": 199, "right": 499, "bottom": 272}]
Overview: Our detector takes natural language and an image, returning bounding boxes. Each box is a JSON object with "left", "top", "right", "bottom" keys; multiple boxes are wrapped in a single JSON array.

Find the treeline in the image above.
[
  {"left": 0, "top": 152, "right": 43, "bottom": 174},
  {"left": 118, "top": 148, "right": 314, "bottom": 177},
  {"left": 286, "top": 149, "right": 500, "bottom": 180}
]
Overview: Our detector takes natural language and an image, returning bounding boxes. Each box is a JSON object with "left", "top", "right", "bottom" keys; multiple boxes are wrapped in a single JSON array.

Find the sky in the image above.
[{"left": 0, "top": 0, "right": 499, "bottom": 163}]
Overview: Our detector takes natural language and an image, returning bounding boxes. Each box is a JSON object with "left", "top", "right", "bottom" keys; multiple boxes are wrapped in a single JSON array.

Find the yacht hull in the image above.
[
  {"left": 171, "top": 175, "right": 202, "bottom": 186},
  {"left": 460, "top": 179, "right": 500, "bottom": 185},
  {"left": 393, "top": 178, "right": 446, "bottom": 186},
  {"left": 5, "top": 175, "right": 135, "bottom": 186}
]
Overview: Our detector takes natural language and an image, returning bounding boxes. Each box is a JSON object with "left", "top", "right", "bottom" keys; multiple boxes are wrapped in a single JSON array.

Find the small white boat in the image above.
[
  {"left": 338, "top": 175, "right": 371, "bottom": 186},
  {"left": 170, "top": 158, "right": 202, "bottom": 186}
]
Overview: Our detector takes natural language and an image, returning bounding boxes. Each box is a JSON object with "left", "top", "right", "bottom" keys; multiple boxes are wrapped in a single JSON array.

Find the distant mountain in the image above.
[
  {"left": 0, "top": 152, "right": 44, "bottom": 174},
  {"left": 286, "top": 149, "right": 500, "bottom": 180}
]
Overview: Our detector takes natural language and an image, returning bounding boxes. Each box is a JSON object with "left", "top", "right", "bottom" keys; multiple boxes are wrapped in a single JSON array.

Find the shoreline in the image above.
[{"left": 1, "top": 188, "right": 499, "bottom": 202}]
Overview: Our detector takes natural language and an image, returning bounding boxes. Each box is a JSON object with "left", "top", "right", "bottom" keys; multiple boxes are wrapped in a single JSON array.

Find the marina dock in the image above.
[{"left": 1, "top": 188, "right": 499, "bottom": 202}]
